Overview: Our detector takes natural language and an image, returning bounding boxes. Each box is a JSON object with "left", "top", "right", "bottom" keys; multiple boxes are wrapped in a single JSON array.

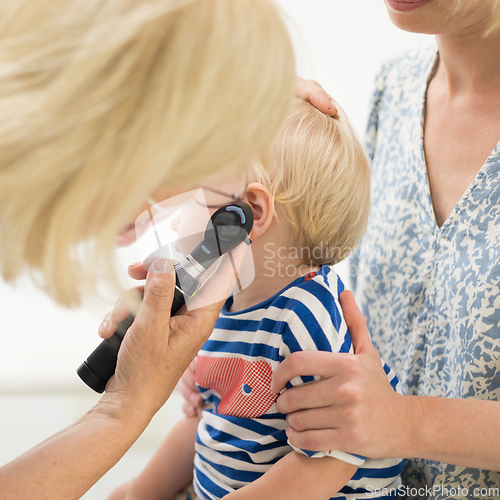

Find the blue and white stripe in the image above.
[{"left": 193, "top": 265, "right": 404, "bottom": 499}]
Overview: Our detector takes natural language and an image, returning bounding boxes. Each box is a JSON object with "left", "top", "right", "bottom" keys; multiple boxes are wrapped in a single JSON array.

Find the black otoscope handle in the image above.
[{"left": 77, "top": 264, "right": 194, "bottom": 393}]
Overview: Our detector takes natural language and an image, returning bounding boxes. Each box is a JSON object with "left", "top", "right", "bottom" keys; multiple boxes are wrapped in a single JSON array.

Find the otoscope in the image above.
[{"left": 77, "top": 201, "right": 253, "bottom": 393}]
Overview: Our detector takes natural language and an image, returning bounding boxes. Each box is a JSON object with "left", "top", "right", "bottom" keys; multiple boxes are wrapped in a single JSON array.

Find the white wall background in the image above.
[{"left": 0, "top": 2, "right": 434, "bottom": 499}]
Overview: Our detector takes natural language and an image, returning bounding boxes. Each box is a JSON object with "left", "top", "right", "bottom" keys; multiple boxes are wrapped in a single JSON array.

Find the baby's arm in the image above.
[
  {"left": 107, "top": 416, "right": 199, "bottom": 500},
  {"left": 224, "top": 451, "right": 357, "bottom": 500}
]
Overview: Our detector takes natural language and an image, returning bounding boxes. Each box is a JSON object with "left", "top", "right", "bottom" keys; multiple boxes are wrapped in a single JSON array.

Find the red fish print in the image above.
[{"left": 195, "top": 356, "right": 277, "bottom": 418}]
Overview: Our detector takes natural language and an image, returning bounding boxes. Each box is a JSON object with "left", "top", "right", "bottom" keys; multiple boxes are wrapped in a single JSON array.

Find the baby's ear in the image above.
[{"left": 245, "top": 182, "right": 275, "bottom": 239}]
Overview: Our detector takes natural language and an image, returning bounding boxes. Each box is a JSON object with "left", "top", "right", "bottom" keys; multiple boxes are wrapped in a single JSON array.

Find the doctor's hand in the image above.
[
  {"left": 97, "top": 244, "right": 248, "bottom": 422},
  {"left": 96, "top": 259, "right": 223, "bottom": 423},
  {"left": 295, "top": 77, "right": 338, "bottom": 116},
  {"left": 271, "top": 290, "right": 418, "bottom": 460}
]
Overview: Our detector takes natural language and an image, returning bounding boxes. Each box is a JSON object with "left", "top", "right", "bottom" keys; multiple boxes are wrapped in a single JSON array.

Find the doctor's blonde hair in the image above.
[{"left": 0, "top": 0, "right": 295, "bottom": 306}]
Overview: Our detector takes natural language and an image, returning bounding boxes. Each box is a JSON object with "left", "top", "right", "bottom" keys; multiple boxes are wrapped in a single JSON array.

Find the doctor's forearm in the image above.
[{"left": 0, "top": 393, "right": 155, "bottom": 500}]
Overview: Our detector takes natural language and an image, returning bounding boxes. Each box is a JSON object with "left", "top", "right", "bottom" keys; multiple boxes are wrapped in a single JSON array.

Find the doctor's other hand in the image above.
[
  {"left": 271, "top": 290, "right": 418, "bottom": 460},
  {"left": 295, "top": 77, "right": 338, "bottom": 116},
  {"left": 179, "top": 360, "right": 204, "bottom": 417}
]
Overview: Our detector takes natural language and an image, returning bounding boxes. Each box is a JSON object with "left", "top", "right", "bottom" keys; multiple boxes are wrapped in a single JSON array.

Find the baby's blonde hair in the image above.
[
  {"left": 252, "top": 100, "right": 370, "bottom": 267},
  {"left": 0, "top": 0, "right": 295, "bottom": 306}
]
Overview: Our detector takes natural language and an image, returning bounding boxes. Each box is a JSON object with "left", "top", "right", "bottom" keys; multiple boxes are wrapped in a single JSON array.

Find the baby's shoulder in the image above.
[
  {"left": 270, "top": 267, "right": 351, "bottom": 355},
  {"left": 273, "top": 266, "right": 343, "bottom": 314},
  {"left": 269, "top": 267, "right": 347, "bottom": 339}
]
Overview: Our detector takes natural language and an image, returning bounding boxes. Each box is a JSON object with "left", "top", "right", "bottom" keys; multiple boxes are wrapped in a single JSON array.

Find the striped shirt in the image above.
[{"left": 193, "top": 265, "right": 404, "bottom": 500}]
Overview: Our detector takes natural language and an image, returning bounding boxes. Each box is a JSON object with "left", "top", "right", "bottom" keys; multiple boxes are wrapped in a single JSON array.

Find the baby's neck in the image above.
[{"left": 229, "top": 259, "right": 320, "bottom": 313}]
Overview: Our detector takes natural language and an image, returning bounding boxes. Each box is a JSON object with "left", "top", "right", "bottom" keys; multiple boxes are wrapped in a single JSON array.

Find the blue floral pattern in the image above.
[{"left": 353, "top": 45, "right": 500, "bottom": 499}]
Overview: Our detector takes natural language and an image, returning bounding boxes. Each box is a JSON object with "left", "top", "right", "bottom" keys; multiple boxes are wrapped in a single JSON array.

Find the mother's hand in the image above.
[
  {"left": 295, "top": 77, "right": 338, "bottom": 116},
  {"left": 271, "top": 290, "right": 416, "bottom": 459}
]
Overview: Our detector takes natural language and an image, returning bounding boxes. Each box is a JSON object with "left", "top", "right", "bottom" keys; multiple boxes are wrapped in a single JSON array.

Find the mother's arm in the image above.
[
  {"left": 0, "top": 260, "right": 224, "bottom": 500},
  {"left": 272, "top": 290, "right": 500, "bottom": 472}
]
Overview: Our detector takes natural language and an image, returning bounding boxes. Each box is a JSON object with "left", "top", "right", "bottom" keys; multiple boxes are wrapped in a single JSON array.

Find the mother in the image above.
[
  {"left": 0, "top": 1, "right": 295, "bottom": 499},
  {"left": 272, "top": 0, "right": 500, "bottom": 496}
]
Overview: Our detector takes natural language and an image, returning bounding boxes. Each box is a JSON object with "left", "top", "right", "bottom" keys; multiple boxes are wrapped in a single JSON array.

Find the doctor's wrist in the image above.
[{"left": 91, "top": 391, "right": 157, "bottom": 432}]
